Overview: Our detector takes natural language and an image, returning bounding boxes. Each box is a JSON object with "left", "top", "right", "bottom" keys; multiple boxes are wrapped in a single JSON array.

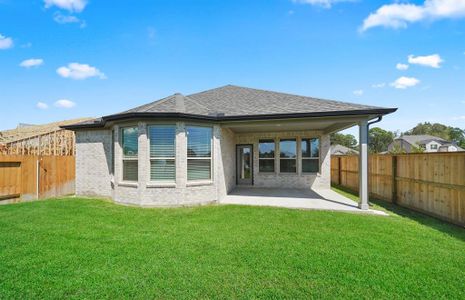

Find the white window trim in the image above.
[
  {"left": 121, "top": 126, "right": 139, "bottom": 183},
  {"left": 147, "top": 124, "right": 176, "bottom": 184},
  {"left": 186, "top": 125, "right": 213, "bottom": 183},
  {"left": 279, "top": 138, "right": 297, "bottom": 174},
  {"left": 258, "top": 139, "right": 276, "bottom": 173},
  {"left": 301, "top": 137, "right": 320, "bottom": 174}
]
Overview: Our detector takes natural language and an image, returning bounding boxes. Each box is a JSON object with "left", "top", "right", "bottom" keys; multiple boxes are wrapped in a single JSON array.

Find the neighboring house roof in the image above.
[
  {"left": 393, "top": 135, "right": 465, "bottom": 152},
  {"left": 395, "top": 135, "right": 446, "bottom": 146},
  {"left": 330, "top": 144, "right": 359, "bottom": 155},
  {"left": 63, "top": 85, "right": 396, "bottom": 129},
  {"left": 0, "top": 118, "right": 93, "bottom": 144}
]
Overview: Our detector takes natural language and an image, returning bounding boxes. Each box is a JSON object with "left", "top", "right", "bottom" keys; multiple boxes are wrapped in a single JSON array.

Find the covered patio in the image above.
[
  {"left": 221, "top": 113, "right": 380, "bottom": 213},
  {"left": 222, "top": 187, "right": 386, "bottom": 214}
]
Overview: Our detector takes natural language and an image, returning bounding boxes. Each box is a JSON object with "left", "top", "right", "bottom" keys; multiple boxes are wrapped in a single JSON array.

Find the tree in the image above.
[
  {"left": 368, "top": 127, "right": 395, "bottom": 153},
  {"left": 404, "top": 122, "right": 465, "bottom": 148},
  {"left": 330, "top": 133, "right": 357, "bottom": 149},
  {"left": 449, "top": 127, "right": 465, "bottom": 148}
]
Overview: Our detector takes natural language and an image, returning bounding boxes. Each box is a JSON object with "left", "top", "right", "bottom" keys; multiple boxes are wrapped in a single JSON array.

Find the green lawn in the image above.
[{"left": 0, "top": 195, "right": 464, "bottom": 299}]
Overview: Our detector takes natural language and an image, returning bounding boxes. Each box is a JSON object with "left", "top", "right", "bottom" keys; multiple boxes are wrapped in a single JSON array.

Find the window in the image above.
[
  {"left": 187, "top": 126, "right": 212, "bottom": 181},
  {"left": 121, "top": 127, "right": 138, "bottom": 182},
  {"left": 149, "top": 125, "right": 176, "bottom": 182},
  {"left": 431, "top": 144, "right": 438, "bottom": 150},
  {"left": 302, "top": 138, "right": 319, "bottom": 173},
  {"left": 280, "top": 139, "right": 297, "bottom": 173},
  {"left": 259, "top": 139, "right": 275, "bottom": 172}
]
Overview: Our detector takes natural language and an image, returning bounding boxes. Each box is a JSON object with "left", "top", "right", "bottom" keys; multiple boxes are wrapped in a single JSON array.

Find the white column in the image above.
[{"left": 358, "top": 119, "right": 369, "bottom": 210}]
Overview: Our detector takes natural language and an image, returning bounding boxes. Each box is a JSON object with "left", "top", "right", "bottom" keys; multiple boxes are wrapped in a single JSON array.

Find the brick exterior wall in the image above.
[
  {"left": 75, "top": 130, "right": 113, "bottom": 198},
  {"left": 75, "top": 121, "right": 331, "bottom": 206},
  {"left": 235, "top": 130, "right": 330, "bottom": 190}
]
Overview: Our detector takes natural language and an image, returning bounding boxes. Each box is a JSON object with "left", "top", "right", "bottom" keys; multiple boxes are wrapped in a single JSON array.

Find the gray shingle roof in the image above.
[
  {"left": 397, "top": 135, "right": 447, "bottom": 145},
  {"left": 63, "top": 85, "right": 396, "bottom": 129},
  {"left": 122, "top": 85, "right": 387, "bottom": 117}
]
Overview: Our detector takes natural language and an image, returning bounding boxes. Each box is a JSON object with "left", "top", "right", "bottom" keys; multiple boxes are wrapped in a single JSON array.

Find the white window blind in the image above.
[
  {"left": 187, "top": 126, "right": 212, "bottom": 180},
  {"left": 149, "top": 125, "right": 176, "bottom": 181}
]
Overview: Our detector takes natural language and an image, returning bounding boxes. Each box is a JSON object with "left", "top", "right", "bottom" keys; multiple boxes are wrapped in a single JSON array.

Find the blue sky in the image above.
[{"left": 1, "top": 0, "right": 465, "bottom": 135}]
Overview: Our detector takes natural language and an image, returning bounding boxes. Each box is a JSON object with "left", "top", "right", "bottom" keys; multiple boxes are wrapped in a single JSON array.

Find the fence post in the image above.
[
  {"left": 391, "top": 155, "right": 397, "bottom": 204},
  {"left": 338, "top": 156, "right": 342, "bottom": 186}
]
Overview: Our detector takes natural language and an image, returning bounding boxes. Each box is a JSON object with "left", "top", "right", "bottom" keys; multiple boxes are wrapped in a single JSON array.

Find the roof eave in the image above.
[{"left": 61, "top": 108, "right": 397, "bottom": 130}]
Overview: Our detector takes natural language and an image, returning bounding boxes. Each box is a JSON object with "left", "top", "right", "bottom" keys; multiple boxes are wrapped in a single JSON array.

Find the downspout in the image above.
[
  {"left": 368, "top": 116, "right": 383, "bottom": 128},
  {"left": 367, "top": 116, "right": 383, "bottom": 151}
]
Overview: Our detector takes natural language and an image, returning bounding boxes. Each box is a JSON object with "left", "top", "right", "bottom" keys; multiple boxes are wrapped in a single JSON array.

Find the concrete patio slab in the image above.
[{"left": 222, "top": 187, "right": 387, "bottom": 215}]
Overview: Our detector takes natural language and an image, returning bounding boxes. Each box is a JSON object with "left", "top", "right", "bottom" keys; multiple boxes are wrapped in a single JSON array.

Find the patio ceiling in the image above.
[{"left": 221, "top": 114, "right": 376, "bottom": 134}]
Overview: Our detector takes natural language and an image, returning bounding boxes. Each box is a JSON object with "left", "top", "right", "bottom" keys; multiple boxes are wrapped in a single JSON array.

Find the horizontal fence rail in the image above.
[
  {"left": 331, "top": 153, "right": 465, "bottom": 227},
  {"left": 0, "top": 155, "right": 75, "bottom": 203}
]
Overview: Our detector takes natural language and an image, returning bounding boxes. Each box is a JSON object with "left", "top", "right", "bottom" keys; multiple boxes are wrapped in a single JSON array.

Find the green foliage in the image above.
[
  {"left": 330, "top": 133, "right": 357, "bottom": 149},
  {"left": 388, "top": 143, "right": 406, "bottom": 154},
  {"left": 0, "top": 198, "right": 464, "bottom": 298},
  {"left": 405, "top": 122, "right": 465, "bottom": 148},
  {"left": 369, "top": 127, "right": 395, "bottom": 153}
]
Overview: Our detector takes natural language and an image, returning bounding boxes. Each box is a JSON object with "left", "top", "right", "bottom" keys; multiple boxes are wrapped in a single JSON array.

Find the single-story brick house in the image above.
[{"left": 63, "top": 85, "right": 396, "bottom": 209}]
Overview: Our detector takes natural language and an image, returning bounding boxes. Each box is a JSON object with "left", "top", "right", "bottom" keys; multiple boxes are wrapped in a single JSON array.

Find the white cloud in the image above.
[
  {"left": 361, "top": 0, "right": 465, "bottom": 31},
  {"left": 44, "top": 0, "right": 87, "bottom": 13},
  {"left": 53, "top": 12, "right": 86, "bottom": 27},
  {"left": 292, "top": 0, "right": 354, "bottom": 9},
  {"left": 391, "top": 76, "right": 420, "bottom": 89},
  {"left": 0, "top": 33, "right": 13, "bottom": 49},
  {"left": 20, "top": 58, "right": 44, "bottom": 68},
  {"left": 396, "top": 63, "right": 409, "bottom": 70},
  {"left": 372, "top": 83, "right": 386, "bottom": 88},
  {"left": 57, "top": 63, "right": 106, "bottom": 80},
  {"left": 353, "top": 89, "right": 364, "bottom": 96},
  {"left": 408, "top": 54, "right": 443, "bottom": 68},
  {"left": 54, "top": 99, "right": 76, "bottom": 108},
  {"left": 452, "top": 115, "right": 465, "bottom": 120},
  {"left": 36, "top": 102, "right": 49, "bottom": 110}
]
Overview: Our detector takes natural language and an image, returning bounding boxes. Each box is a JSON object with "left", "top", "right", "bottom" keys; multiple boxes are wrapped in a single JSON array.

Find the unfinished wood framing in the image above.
[{"left": 0, "top": 130, "right": 75, "bottom": 156}]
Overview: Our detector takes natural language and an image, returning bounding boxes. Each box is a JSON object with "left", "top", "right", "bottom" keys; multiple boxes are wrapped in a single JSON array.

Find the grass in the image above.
[{"left": 0, "top": 196, "right": 464, "bottom": 299}]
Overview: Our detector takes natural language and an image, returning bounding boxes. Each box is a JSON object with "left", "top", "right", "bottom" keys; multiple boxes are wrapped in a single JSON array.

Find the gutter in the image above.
[{"left": 61, "top": 108, "right": 397, "bottom": 130}]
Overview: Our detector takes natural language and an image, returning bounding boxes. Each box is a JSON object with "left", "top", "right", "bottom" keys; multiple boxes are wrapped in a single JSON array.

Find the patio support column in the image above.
[{"left": 358, "top": 119, "right": 369, "bottom": 210}]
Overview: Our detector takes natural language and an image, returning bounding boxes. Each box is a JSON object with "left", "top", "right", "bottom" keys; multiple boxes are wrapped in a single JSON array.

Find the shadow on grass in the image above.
[{"left": 332, "top": 184, "right": 465, "bottom": 242}]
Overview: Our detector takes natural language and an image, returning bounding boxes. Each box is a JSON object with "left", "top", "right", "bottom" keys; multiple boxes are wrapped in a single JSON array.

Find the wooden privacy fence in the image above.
[
  {"left": 0, "top": 155, "right": 75, "bottom": 203},
  {"left": 331, "top": 153, "right": 465, "bottom": 226}
]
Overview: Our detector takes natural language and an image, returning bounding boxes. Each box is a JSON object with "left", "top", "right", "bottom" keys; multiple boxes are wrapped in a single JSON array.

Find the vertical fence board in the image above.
[
  {"left": 0, "top": 155, "right": 75, "bottom": 203},
  {"left": 331, "top": 152, "right": 465, "bottom": 227}
]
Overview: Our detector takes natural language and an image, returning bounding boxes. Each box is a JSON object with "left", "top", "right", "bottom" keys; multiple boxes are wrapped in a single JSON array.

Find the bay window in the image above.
[
  {"left": 149, "top": 125, "right": 176, "bottom": 182},
  {"left": 121, "top": 126, "right": 138, "bottom": 182},
  {"left": 187, "top": 126, "right": 212, "bottom": 181},
  {"left": 302, "top": 138, "right": 320, "bottom": 173},
  {"left": 259, "top": 139, "right": 275, "bottom": 172},
  {"left": 280, "top": 139, "right": 296, "bottom": 173}
]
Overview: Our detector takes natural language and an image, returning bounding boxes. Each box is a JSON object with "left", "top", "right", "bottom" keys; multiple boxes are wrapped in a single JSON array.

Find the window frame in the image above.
[
  {"left": 147, "top": 124, "right": 176, "bottom": 183},
  {"left": 301, "top": 137, "right": 320, "bottom": 174},
  {"left": 279, "top": 138, "right": 297, "bottom": 173},
  {"left": 186, "top": 125, "right": 213, "bottom": 182},
  {"left": 121, "top": 126, "right": 139, "bottom": 183},
  {"left": 258, "top": 139, "right": 276, "bottom": 173}
]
